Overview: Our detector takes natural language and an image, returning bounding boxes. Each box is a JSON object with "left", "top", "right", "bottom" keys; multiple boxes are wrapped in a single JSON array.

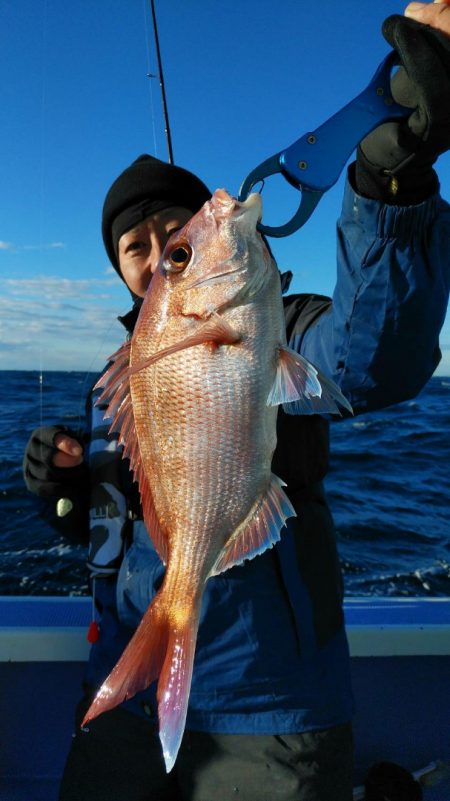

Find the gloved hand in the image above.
[
  {"left": 23, "top": 425, "right": 88, "bottom": 498},
  {"left": 355, "top": 13, "right": 450, "bottom": 204}
]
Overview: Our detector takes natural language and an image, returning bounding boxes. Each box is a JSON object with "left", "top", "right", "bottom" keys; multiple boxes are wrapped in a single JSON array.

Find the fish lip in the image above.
[
  {"left": 232, "top": 206, "right": 263, "bottom": 224},
  {"left": 238, "top": 192, "right": 262, "bottom": 216}
]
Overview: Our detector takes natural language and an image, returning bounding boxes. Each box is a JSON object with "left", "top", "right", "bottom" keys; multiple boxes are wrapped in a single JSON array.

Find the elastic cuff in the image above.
[{"left": 342, "top": 168, "right": 440, "bottom": 241}]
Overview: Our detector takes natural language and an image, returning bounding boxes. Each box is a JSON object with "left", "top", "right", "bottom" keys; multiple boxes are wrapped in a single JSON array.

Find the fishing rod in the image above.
[{"left": 149, "top": 0, "right": 174, "bottom": 165}]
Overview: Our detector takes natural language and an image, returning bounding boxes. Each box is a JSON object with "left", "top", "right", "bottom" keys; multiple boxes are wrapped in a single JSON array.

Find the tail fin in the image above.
[{"left": 82, "top": 596, "right": 200, "bottom": 773}]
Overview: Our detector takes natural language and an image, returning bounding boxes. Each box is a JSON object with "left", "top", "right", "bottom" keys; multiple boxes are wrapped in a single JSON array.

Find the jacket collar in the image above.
[{"left": 118, "top": 298, "right": 143, "bottom": 334}]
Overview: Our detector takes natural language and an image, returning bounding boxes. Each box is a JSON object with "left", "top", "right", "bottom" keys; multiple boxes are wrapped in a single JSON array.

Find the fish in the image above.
[{"left": 82, "top": 189, "right": 352, "bottom": 771}]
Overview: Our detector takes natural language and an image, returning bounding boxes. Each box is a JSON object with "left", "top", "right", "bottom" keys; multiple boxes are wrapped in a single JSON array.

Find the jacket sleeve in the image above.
[{"left": 296, "top": 173, "right": 450, "bottom": 414}]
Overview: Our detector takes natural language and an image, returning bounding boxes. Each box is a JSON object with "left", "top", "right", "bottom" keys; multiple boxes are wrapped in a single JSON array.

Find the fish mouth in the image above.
[
  {"left": 185, "top": 191, "right": 264, "bottom": 291},
  {"left": 185, "top": 192, "right": 263, "bottom": 291}
]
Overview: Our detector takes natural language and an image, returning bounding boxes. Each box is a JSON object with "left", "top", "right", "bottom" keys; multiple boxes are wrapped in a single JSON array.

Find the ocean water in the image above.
[{"left": 1, "top": 370, "right": 449, "bottom": 597}]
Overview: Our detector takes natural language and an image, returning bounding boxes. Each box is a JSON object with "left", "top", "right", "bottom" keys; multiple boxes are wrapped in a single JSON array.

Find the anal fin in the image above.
[{"left": 209, "top": 474, "right": 295, "bottom": 577}]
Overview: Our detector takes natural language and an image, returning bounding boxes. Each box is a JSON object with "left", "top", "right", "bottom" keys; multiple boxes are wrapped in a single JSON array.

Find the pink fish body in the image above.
[{"left": 83, "top": 190, "right": 351, "bottom": 770}]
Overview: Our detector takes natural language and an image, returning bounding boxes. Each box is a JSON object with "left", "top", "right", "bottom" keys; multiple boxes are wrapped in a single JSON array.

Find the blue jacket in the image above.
[{"left": 84, "top": 176, "right": 450, "bottom": 734}]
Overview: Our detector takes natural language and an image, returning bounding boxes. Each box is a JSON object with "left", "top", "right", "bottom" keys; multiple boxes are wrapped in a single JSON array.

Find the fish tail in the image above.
[
  {"left": 81, "top": 595, "right": 200, "bottom": 773},
  {"left": 81, "top": 597, "right": 169, "bottom": 728},
  {"left": 157, "top": 606, "right": 201, "bottom": 772}
]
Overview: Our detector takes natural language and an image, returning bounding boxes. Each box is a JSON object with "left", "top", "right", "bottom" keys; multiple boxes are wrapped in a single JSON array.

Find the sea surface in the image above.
[{"left": 1, "top": 370, "right": 449, "bottom": 597}]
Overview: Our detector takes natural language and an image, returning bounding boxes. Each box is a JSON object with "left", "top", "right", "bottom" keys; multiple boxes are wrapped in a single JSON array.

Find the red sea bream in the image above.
[{"left": 82, "top": 189, "right": 351, "bottom": 771}]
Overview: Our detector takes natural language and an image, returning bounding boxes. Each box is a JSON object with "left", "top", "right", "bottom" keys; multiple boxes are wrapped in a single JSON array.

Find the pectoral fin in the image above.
[
  {"left": 267, "top": 345, "right": 353, "bottom": 416},
  {"left": 129, "top": 313, "right": 241, "bottom": 378}
]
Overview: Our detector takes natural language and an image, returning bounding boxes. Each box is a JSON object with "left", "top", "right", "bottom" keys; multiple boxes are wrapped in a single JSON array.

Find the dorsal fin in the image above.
[
  {"left": 209, "top": 474, "right": 295, "bottom": 577},
  {"left": 94, "top": 341, "right": 168, "bottom": 565}
]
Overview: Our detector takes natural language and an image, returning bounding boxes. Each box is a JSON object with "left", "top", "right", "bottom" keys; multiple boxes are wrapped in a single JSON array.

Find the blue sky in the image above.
[{"left": 1, "top": 0, "right": 449, "bottom": 375}]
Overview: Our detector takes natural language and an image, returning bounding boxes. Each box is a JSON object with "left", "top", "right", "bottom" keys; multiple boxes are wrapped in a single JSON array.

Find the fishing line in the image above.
[
  {"left": 75, "top": 0, "right": 160, "bottom": 423},
  {"left": 69, "top": 0, "right": 162, "bottom": 422},
  {"left": 37, "top": 0, "right": 49, "bottom": 435},
  {"left": 34, "top": 0, "right": 97, "bottom": 452},
  {"left": 76, "top": 298, "right": 132, "bottom": 411},
  {"left": 59, "top": 0, "right": 163, "bottom": 435}
]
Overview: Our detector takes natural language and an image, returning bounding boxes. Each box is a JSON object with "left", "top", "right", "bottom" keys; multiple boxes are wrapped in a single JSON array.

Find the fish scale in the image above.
[{"left": 139, "top": 346, "right": 268, "bottom": 536}]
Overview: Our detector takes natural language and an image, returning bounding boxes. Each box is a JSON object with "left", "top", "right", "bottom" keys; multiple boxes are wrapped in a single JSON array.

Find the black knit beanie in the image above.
[{"left": 102, "top": 154, "right": 211, "bottom": 276}]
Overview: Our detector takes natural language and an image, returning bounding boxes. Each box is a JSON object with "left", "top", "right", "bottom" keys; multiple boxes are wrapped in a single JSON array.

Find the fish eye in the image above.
[{"left": 165, "top": 242, "right": 192, "bottom": 273}]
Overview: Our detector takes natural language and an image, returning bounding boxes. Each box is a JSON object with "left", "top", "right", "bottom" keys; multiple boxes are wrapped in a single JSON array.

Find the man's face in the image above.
[{"left": 118, "top": 206, "right": 193, "bottom": 297}]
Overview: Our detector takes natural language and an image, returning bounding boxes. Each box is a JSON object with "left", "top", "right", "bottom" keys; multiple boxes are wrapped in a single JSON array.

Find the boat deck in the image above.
[{"left": 1, "top": 596, "right": 449, "bottom": 800}]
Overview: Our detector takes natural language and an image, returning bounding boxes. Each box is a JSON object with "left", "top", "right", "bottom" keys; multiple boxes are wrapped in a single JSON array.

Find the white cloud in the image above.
[
  {"left": 22, "top": 241, "right": 66, "bottom": 251},
  {"left": 0, "top": 240, "right": 66, "bottom": 253},
  {"left": 1, "top": 274, "right": 122, "bottom": 302},
  {"left": 0, "top": 274, "right": 130, "bottom": 371}
]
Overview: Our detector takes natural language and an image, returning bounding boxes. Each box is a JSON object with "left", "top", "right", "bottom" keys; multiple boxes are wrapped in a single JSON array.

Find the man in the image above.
[{"left": 24, "top": 9, "right": 450, "bottom": 801}]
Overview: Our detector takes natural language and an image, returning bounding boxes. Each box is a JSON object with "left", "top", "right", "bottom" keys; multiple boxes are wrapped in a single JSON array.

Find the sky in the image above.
[{"left": 1, "top": 0, "right": 449, "bottom": 375}]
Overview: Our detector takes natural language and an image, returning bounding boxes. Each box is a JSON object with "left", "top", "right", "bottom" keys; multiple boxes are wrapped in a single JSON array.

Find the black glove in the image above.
[
  {"left": 355, "top": 15, "right": 450, "bottom": 205},
  {"left": 23, "top": 425, "right": 88, "bottom": 499}
]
